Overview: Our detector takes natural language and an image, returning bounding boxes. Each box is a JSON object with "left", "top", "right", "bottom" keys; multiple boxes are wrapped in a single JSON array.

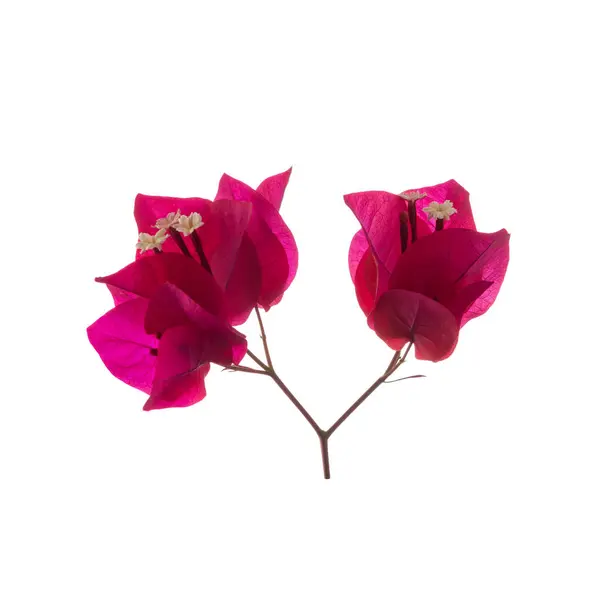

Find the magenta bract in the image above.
[
  {"left": 346, "top": 180, "right": 510, "bottom": 360},
  {"left": 88, "top": 169, "right": 297, "bottom": 409}
]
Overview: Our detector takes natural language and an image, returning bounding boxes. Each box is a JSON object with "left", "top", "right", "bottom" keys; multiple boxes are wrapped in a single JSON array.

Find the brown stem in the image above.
[
  {"left": 246, "top": 348, "right": 329, "bottom": 477},
  {"left": 319, "top": 432, "right": 331, "bottom": 479},
  {"left": 240, "top": 337, "right": 414, "bottom": 479},
  {"left": 226, "top": 365, "right": 269, "bottom": 375},
  {"left": 246, "top": 349, "right": 270, "bottom": 372},
  {"left": 326, "top": 343, "right": 413, "bottom": 437},
  {"left": 326, "top": 377, "right": 386, "bottom": 437},
  {"left": 270, "top": 370, "right": 322, "bottom": 435},
  {"left": 246, "top": 350, "right": 320, "bottom": 434},
  {"left": 254, "top": 307, "right": 273, "bottom": 369}
]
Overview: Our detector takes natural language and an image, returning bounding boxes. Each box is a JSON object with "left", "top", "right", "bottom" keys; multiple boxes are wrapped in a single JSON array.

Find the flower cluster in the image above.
[
  {"left": 345, "top": 179, "right": 510, "bottom": 361},
  {"left": 87, "top": 169, "right": 297, "bottom": 410},
  {"left": 87, "top": 170, "right": 510, "bottom": 478}
]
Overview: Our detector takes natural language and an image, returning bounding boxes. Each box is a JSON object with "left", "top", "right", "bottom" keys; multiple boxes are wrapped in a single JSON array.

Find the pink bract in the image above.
[
  {"left": 215, "top": 169, "right": 298, "bottom": 309},
  {"left": 133, "top": 168, "right": 297, "bottom": 316},
  {"left": 87, "top": 282, "right": 247, "bottom": 410},
  {"left": 96, "top": 252, "right": 226, "bottom": 318},
  {"left": 389, "top": 228, "right": 509, "bottom": 326},
  {"left": 87, "top": 298, "right": 157, "bottom": 393},
  {"left": 89, "top": 168, "right": 297, "bottom": 409},
  {"left": 370, "top": 289, "right": 459, "bottom": 362},
  {"left": 345, "top": 180, "right": 510, "bottom": 361}
]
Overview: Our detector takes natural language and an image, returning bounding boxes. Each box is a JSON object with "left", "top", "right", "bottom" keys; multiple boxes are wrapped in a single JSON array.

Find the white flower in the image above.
[
  {"left": 399, "top": 191, "right": 427, "bottom": 202},
  {"left": 423, "top": 200, "right": 458, "bottom": 221},
  {"left": 136, "top": 229, "right": 169, "bottom": 252},
  {"left": 174, "top": 212, "right": 204, "bottom": 236},
  {"left": 154, "top": 210, "right": 181, "bottom": 229}
]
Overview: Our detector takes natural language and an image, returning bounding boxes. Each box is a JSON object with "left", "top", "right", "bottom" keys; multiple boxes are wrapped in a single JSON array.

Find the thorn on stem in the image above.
[{"left": 384, "top": 374, "right": 426, "bottom": 384}]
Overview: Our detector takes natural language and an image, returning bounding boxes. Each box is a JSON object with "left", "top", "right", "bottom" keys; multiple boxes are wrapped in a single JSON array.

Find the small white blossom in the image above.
[
  {"left": 399, "top": 191, "right": 427, "bottom": 202},
  {"left": 154, "top": 210, "right": 181, "bottom": 229},
  {"left": 136, "top": 229, "right": 169, "bottom": 252},
  {"left": 175, "top": 212, "right": 204, "bottom": 236},
  {"left": 423, "top": 200, "right": 458, "bottom": 221}
]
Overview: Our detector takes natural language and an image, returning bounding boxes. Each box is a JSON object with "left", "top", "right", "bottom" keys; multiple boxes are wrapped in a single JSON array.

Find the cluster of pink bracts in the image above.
[{"left": 88, "top": 169, "right": 509, "bottom": 411}]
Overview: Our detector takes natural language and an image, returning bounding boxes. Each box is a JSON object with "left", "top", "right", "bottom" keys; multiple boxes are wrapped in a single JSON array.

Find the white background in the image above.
[{"left": 1, "top": 0, "right": 598, "bottom": 598}]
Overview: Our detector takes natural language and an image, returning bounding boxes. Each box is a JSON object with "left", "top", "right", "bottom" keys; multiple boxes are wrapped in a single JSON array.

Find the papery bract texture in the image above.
[
  {"left": 389, "top": 228, "right": 510, "bottom": 326},
  {"left": 144, "top": 283, "right": 248, "bottom": 365},
  {"left": 87, "top": 298, "right": 157, "bottom": 393},
  {"left": 215, "top": 170, "right": 298, "bottom": 309},
  {"left": 96, "top": 253, "right": 226, "bottom": 319},
  {"left": 145, "top": 326, "right": 212, "bottom": 411},
  {"left": 346, "top": 179, "right": 510, "bottom": 361},
  {"left": 90, "top": 265, "right": 247, "bottom": 410},
  {"left": 256, "top": 167, "right": 292, "bottom": 212},
  {"left": 133, "top": 169, "right": 297, "bottom": 317},
  {"left": 370, "top": 289, "right": 459, "bottom": 362},
  {"left": 198, "top": 199, "right": 261, "bottom": 324}
]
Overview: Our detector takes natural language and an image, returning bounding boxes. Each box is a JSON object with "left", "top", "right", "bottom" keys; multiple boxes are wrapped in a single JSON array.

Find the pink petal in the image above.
[
  {"left": 144, "top": 326, "right": 212, "bottom": 410},
  {"left": 389, "top": 228, "right": 510, "bottom": 326},
  {"left": 144, "top": 363, "right": 210, "bottom": 411},
  {"left": 407, "top": 180, "right": 476, "bottom": 234},
  {"left": 198, "top": 200, "right": 261, "bottom": 323},
  {"left": 144, "top": 283, "right": 247, "bottom": 366},
  {"left": 256, "top": 167, "right": 293, "bottom": 212},
  {"left": 222, "top": 234, "right": 262, "bottom": 325},
  {"left": 252, "top": 196, "right": 298, "bottom": 308},
  {"left": 134, "top": 194, "right": 212, "bottom": 258},
  {"left": 200, "top": 199, "right": 252, "bottom": 288},
  {"left": 96, "top": 253, "right": 225, "bottom": 319},
  {"left": 354, "top": 248, "right": 378, "bottom": 316},
  {"left": 215, "top": 172, "right": 263, "bottom": 205},
  {"left": 87, "top": 298, "right": 157, "bottom": 393},
  {"left": 348, "top": 230, "right": 369, "bottom": 283},
  {"left": 370, "top": 290, "right": 459, "bottom": 362},
  {"left": 216, "top": 174, "right": 298, "bottom": 308},
  {"left": 344, "top": 191, "right": 430, "bottom": 277},
  {"left": 105, "top": 284, "right": 138, "bottom": 306}
]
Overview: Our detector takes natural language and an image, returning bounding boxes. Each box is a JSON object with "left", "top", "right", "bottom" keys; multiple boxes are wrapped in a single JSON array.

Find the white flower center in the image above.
[
  {"left": 423, "top": 200, "right": 458, "bottom": 221},
  {"left": 136, "top": 228, "right": 169, "bottom": 252},
  {"left": 174, "top": 212, "right": 204, "bottom": 236},
  {"left": 399, "top": 191, "right": 427, "bottom": 202},
  {"left": 154, "top": 210, "right": 181, "bottom": 229}
]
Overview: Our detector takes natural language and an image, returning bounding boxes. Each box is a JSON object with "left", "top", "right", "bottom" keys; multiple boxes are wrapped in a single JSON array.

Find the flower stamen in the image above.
[
  {"left": 136, "top": 229, "right": 169, "bottom": 253},
  {"left": 154, "top": 210, "right": 181, "bottom": 230},
  {"left": 174, "top": 212, "right": 204, "bottom": 236},
  {"left": 399, "top": 191, "right": 427, "bottom": 202},
  {"left": 423, "top": 200, "right": 457, "bottom": 232},
  {"left": 400, "top": 190, "right": 425, "bottom": 243}
]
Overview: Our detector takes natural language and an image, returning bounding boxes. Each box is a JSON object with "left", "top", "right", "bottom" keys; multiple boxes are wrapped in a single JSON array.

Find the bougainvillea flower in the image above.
[
  {"left": 96, "top": 252, "right": 226, "bottom": 318},
  {"left": 132, "top": 168, "right": 297, "bottom": 318},
  {"left": 215, "top": 168, "right": 298, "bottom": 309},
  {"left": 87, "top": 281, "right": 247, "bottom": 410},
  {"left": 387, "top": 228, "right": 510, "bottom": 327},
  {"left": 345, "top": 180, "right": 476, "bottom": 315},
  {"left": 133, "top": 195, "right": 260, "bottom": 324},
  {"left": 346, "top": 180, "right": 510, "bottom": 361}
]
